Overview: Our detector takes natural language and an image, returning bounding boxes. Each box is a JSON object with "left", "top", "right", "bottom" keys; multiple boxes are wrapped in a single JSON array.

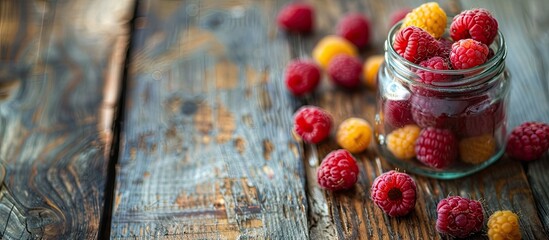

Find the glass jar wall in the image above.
[{"left": 375, "top": 23, "right": 509, "bottom": 179}]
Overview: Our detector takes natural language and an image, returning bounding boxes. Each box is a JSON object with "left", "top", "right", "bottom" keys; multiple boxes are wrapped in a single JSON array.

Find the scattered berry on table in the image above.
[
  {"left": 337, "top": 13, "right": 371, "bottom": 49},
  {"left": 450, "top": 38, "right": 489, "bottom": 69},
  {"left": 401, "top": 2, "right": 447, "bottom": 38},
  {"left": 363, "top": 55, "right": 384, "bottom": 88},
  {"left": 293, "top": 106, "right": 332, "bottom": 144},
  {"left": 317, "top": 149, "right": 359, "bottom": 191},
  {"left": 370, "top": 170, "right": 417, "bottom": 217},
  {"left": 459, "top": 134, "right": 496, "bottom": 164},
  {"left": 393, "top": 26, "right": 440, "bottom": 63},
  {"left": 276, "top": 2, "right": 314, "bottom": 33},
  {"left": 386, "top": 124, "right": 421, "bottom": 159},
  {"left": 450, "top": 8, "right": 499, "bottom": 45},
  {"left": 284, "top": 60, "right": 321, "bottom": 96},
  {"left": 416, "top": 56, "right": 452, "bottom": 84},
  {"left": 336, "top": 118, "right": 373, "bottom": 153},
  {"left": 487, "top": 210, "right": 521, "bottom": 240},
  {"left": 389, "top": 8, "right": 411, "bottom": 28},
  {"left": 436, "top": 196, "right": 484, "bottom": 238},
  {"left": 384, "top": 100, "right": 414, "bottom": 128},
  {"left": 415, "top": 127, "right": 458, "bottom": 169},
  {"left": 506, "top": 122, "right": 549, "bottom": 161},
  {"left": 313, "top": 35, "right": 358, "bottom": 69},
  {"left": 437, "top": 38, "right": 454, "bottom": 59},
  {"left": 327, "top": 54, "right": 363, "bottom": 88}
]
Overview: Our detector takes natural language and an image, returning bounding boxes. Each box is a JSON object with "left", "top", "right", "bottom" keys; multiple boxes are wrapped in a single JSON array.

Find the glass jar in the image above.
[{"left": 375, "top": 23, "right": 509, "bottom": 179}]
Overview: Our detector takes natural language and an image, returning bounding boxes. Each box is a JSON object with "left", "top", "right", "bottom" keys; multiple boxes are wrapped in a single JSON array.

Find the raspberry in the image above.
[
  {"left": 336, "top": 118, "right": 372, "bottom": 154},
  {"left": 410, "top": 94, "right": 464, "bottom": 129},
  {"left": 386, "top": 124, "right": 421, "bottom": 160},
  {"left": 458, "top": 98, "right": 505, "bottom": 137},
  {"left": 389, "top": 8, "right": 411, "bottom": 28},
  {"left": 313, "top": 35, "right": 358, "bottom": 69},
  {"left": 363, "top": 55, "right": 384, "bottom": 88},
  {"left": 284, "top": 60, "right": 321, "bottom": 96},
  {"left": 336, "top": 13, "right": 371, "bottom": 49},
  {"left": 459, "top": 134, "right": 496, "bottom": 164},
  {"left": 506, "top": 122, "right": 549, "bottom": 161},
  {"left": 393, "top": 26, "right": 440, "bottom": 63},
  {"left": 276, "top": 2, "right": 314, "bottom": 33},
  {"left": 415, "top": 127, "right": 458, "bottom": 169},
  {"left": 436, "top": 196, "right": 484, "bottom": 238},
  {"left": 487, "top": 210, "right": 521, "bottom": 240},
  {"left": 450, "top": 39, "right": 489, "bottom": 69},
  {"left": 384, "top": 100, "right": 414, "bottom": 128},
  {"left": 327, "top": 54, "right": 363, "bottom": 88},
  {"left": 450, "top": 8, "right": 499, "bottom": 45},
  {"left": 293, "top": 106, "right": 332, "bottom": 144},
  {"left": 317, "top": 149, "right": 359, "bottom": 191},
  {"left": 416, "top": 56, "right": 452, "bottom": 84},
  {"left": 437, "top": 38, "right": 454, "bottom": 59},
  {"left": 370, "top": 170, "right": 417, "bottom": 217},
  {"left": 401, "top": 2, "right": 447, "bottom": 38}
]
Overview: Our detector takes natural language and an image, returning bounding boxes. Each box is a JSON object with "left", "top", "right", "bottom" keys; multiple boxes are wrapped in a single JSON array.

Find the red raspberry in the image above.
[
  {"left": 384, "top": 99, "right": 414, "bottom": 128},
  {"left": 293, "top": 106, "right": 332, "bottom": 144},
  {"left": 370, "top": 170, "right": 417, "bottom": 217},
  {"left": 415, "top": 127, "right": 458, "bottom": 169},
  {"left": 393, "top": 26, "right": 440, "bottom": 63},
  {"left": 276, "top": 2, "right": 314, "bottom": 33},
  {"left": 336, "top": 13, "right": 371, "bottom": 49},
  {"left": 487, "top": 48, "right": 495, "bottom": 60},
  {"left": 506, "top": 122, "right": 549, "bottom": 161},
  {"left": 457, "top": 98, "right": 505, "bottom": 137},
  {"left": 410, "top": 94, "right": 465, "bottom": 129},
  {"left": 450, "top": 8, "right": 499, "bottom": 45},
  {"left": 436, "top": 196, "right": 484, "bottom": 238},
  {"left": 284, "top": 60, "right": 321, "bottom": 96},
  {"left": 416, "top": 56, "right": 452, "bottom": 84},
  {"left": 450, "top": 39, "right": 489, "bottom": 70},
  {"left": 327, "top": 54, "right": 363, "bottom": 88},
  {"left": 317, "top": 149, "right": 359, "bottom": 190},
  {"left": 389, "top": 8, "right": 411, "bottom": 28},
  {"left": 437, "top": 38, "right": 453, "bottom": 59}
]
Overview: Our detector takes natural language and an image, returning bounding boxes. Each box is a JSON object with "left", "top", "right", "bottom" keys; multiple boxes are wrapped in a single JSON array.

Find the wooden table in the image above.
[{"left": 1, "top": 0, "right": 548, "bottom": 239}]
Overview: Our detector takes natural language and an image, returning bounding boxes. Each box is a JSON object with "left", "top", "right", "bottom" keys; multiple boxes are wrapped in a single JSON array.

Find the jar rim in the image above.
[{"left": 385, "top": 21, "right": 507, "bottom": 89}]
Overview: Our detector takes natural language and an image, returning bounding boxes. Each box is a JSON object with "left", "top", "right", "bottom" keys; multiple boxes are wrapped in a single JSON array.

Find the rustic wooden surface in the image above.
[
  {"left": 0, "top": 0, "right": 133, "bottom": 239},
  {"left": 110, "top": 0, "right": 549, "bottom": 239},
  {"left": 2, "top": 0, "right": 549, "bottom": 239}
]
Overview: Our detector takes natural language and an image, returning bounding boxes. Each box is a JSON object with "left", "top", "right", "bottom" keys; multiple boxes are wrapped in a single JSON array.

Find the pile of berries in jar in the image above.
[{"left": 375, "top": 2, "right": 510, "bottom": 179}]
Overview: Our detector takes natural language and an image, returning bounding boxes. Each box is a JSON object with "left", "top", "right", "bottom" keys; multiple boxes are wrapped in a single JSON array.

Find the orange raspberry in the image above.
[
  {"left": 459, "top": 134, "right": 496, "bottom": 164},
  {"left": 313, "top": 35, "right": 358, "bottom": 69},
  {"left": 363, "top": 55, "right": 384, "bottom": 88},
  {"left": 488, "top": 210, "right": 521, "bottom": 240},
  {"left": 386, "top": 124, "right": 421, "bottom": 159},
  {"left": 336, "top": 118, "right": 372, "bottom": 153},
  {"left": 401, "top": 2, "right": 447, "bottom": 38}
]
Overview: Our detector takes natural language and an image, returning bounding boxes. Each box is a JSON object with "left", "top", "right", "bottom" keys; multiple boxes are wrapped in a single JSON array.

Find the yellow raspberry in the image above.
[
  {"left": 459, "top": 134, "right": 496, "bottom": 164},
  {"left": 401, "top": 2, "right": 447, "bottom": 38},
  {"left": 336, "top": 118, "right": 372, "bottom": 153},
  {"left": 363, "top": 55, "right": 385, "bottom": 89},
  {"left": 313, "top": 35, "right": 358, "bottom": 69},
  {"left": 488, "top": 210, "right": 521, "bottom": 240},
  {"left": 386, "top": 125, "right": 421, "bottom": 159}
]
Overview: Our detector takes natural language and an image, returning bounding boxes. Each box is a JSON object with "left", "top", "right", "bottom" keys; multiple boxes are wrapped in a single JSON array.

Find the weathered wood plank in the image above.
[
  {"left": 0, "top": 0, "right": 133, "bottom": 239},
  {"left": 293, "top": 0, "right": 549, "bottom": 239},
  {"left": 110, "top": 0, "right": 309, "bottom": 239}
]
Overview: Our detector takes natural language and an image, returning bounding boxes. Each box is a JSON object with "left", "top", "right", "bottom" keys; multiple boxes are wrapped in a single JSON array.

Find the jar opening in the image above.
[{"left": 385, "top": 21, "right": 507, "bottom": 92}]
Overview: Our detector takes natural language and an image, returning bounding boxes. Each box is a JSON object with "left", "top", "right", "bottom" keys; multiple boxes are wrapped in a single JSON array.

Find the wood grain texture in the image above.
[
  {"left": 110, "top": 0, "right": 309, "bottom": 239},
  {"left": 0, "top": 0, "right": 132, "bottom": 239},
  {"left": 290, "top": 0, "right": 549, "bottom": 239}
]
